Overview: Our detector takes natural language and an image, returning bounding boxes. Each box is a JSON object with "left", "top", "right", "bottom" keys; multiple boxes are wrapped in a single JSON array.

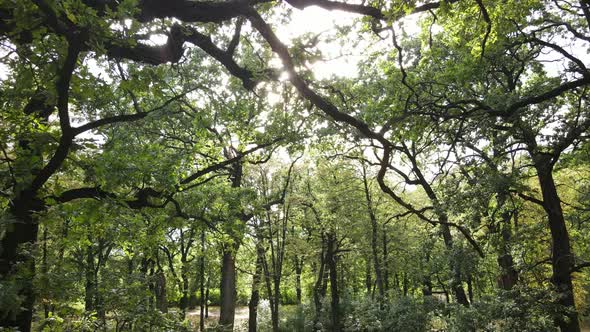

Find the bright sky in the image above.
[{"left": 277, "top": 6, "right": 362, "bottom": 79}]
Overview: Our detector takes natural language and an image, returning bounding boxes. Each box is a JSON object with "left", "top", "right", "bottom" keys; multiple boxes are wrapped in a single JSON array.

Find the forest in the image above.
[{"left": 1, "top": 0, "right": 590, "bottom": 331}]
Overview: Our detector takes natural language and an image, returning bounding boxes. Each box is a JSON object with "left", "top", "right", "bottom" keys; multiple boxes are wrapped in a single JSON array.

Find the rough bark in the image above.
[
  {"left": 155, "top": 270, "right": 168, "bottom": 313},
  {"left": 219, "top": 248, "right": 237, "bottom": 330},
  {"left": 535, "top": 160, "right": 580, "bottom": 332}
]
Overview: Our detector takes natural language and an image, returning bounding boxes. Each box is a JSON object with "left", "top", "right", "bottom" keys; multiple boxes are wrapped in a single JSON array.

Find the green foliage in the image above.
[{"left": 443, "top": 289, "right": 560, "bottom": 332}]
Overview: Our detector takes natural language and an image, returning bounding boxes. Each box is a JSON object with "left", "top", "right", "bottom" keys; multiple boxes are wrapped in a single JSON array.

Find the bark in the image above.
[
  {"left": 440, "top": 222, "right": 470, "bottom": 306},
  {"left": 85, "top": 243, "right": 96, "bottom": 312},
  {"left": 0, "top": 196, "right": 42, "bottom": 331},
  {"left": 199, "top": 230, "right": 206, "bottom": 331},
  {"left": 467, "top": 274, "right": 474, "bottom": 304},
  {"left": 494, "top": 192, "right": 519, "bottom": 290},
  {"left": 205, "top": 277, "right": 210, "bottom": 318},
  {"left": 362, "top": 166, "right": 385, "bottom": 299},
  {"left": 382, "top": 230, "right": 390, "bottom": 293},
  {"left": 180, "top": 266, "right": 189, "bottom": 317},
  {"left": 402, "top": 273, "right": 409, "bottom": 296},
  {"left": 313, "top": 245, "right": 327, "bottom": 327},
  {"left": 496, "top": 225, "right": 519, "bottom": 290},
  {"left": 422, "top": 277, "right": 433, "bottom": 297},
  {"left": 155, "top": 270, "right": 168, "bottom": 313},
  {"left": 219, "top": 248, "right": 237, "bottom": 330},
  {"left": 371, "top": 219, "right": 385, "bottom": 299},
  {"left": 248, "top": 245, "right": 264, "bottom": 332},
  {"left": 219, "top": 159, "right": 245, "bottom": 330},
  {"left": 41, "top": 226, "right": 50, "bottom": 319},
  {"left": 326, "top": 233, "right": 340, "bottom": 332},
  {"left": 262, "top": 256, "right": 278, "bottom": 332},
  {"left": 535, "top": 160, "right": 580, "bottom": 332},
  {"left": 365, "top": 257, "right": 372, "bottom": 297},
  {"left": 294, "top": 258, "right": 303, "bottom": 304},
  {"left": 272, "top": 277, "right": 280, "bottom": 332},
  {"left": 422, "top": 250, "right": 433, "bottom": 297}
]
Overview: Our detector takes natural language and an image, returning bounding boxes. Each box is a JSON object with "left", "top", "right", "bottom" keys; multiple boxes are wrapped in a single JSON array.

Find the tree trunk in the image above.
[
  {"left": 496, "top": 233, "right": 519, "bottom": 290},
  {"left": 371, "top": 219, "right": 385, "bottom": 299},
  {"left": 362, "top": 168, "right": 385, "bottom": 299},
  {"left": 180, "top": 263, "right": 189, "bottom": 318},
  {"left": 205, "top": 278, "right": 210, "bottom": 318},
  {"left": 536, "top": 162, "right": 580, "bottom": 332},
  {"left": 41, "top": 226, "right": 50, "bottom": 319},
  {"left": 155, "top": 270, "right": 168, "bottom": 313},
  {"left": 219, "top": 248, "right": 237, "bottom": 330},
  {"left": 402, "top": 273, "right": 409, "bottom": 296},
  {"left": 0, "top": 196, "right": 42, "bottom": 332},
  {"left": 467, "top": 274, "right": 474, "bottom": 303},
  {"left": 85, "top": 244, "right": 96, "bottom": 312},
  {"left": 262, "top": 253, "right": 281, "bottom": 332},
  {"left": 440, "top": 222, "right": 470, "bottom": 306},
  {"left": 272, "top": 276, "right": 280, "bottom": 332},
  {"left": 295, "top": 258, "right": 303, "bottom": 304},
  {"left": 422, "top": 277, "right": 433, "bottom": 297},
  {"left": 382, "top": 230, "right": 389, "bottom": 293},
  {"left": 495, "top": 193, "right": 519, "bottom": 290},
  {"left": 270, "top": 275, "right": 281, "bottom": 332},
  {"left": 313, "top": 246, "right": 327, "bottom": 327},
  {"left": 422, "top": 250, "right": 433, "bottom": 297},
  {"left": 365, "top": 257, "right": 372, "bottom": 297},
  {"left": 199, "top": 230, "right": 206, "bottom": 331},
  {"left": 249, "top": 245, "right": 264, "bottom": 332},
  {"left": 327, "top": 234, "right": 340, "bottom": 332}
]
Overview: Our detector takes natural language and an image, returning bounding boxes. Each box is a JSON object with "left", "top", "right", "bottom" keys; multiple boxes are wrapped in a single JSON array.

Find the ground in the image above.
[{"left": 186, "top": 306, "right": 250, "bottom": 331}]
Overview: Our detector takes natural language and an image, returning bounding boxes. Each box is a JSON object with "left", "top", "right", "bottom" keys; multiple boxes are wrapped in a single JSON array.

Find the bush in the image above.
[
  {"left": 280, "top": 289, "right": 299, "bottom": 305},
  {"left": 443, "top": 288, "right": 560, "bottom": 332},
  {"left": 280, "top": 304, "right": 308, "bottom": 332},
  {"left": 275, "top": 288, "right": 564, "bottom": 332}
]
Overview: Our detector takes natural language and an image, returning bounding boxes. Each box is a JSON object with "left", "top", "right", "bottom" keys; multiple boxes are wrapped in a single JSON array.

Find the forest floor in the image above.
[
  {"left": 186, "top": 306, "right": 250, "bottom": 330},
  {"left": 184, "top": 307, "right": 590, "bottom": 332}
]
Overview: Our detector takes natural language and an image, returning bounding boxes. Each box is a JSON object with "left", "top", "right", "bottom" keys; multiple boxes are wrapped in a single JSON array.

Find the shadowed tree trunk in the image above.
[
  {"left": 496, "top": 205, "right": 519, "bottom": 290},
  {"left": 205, "top": 276, "right": 210, "bottom": 318},
  {"left": 155, "top": 269, "right": 168, "bottom": 313},
  {"left": 535, "top": 158, "right": 580, "bottom": 332},
  {"left": 219, "top": 247, "right": 238, "bottom": 330},
  {"left": 199, "top": 230, "right": 206, "bottom": 331},
  {"left": 249, "top": 239, "right": 265, "bottom": 332},
  {"left": 440, "top": 222, "right": 470, "bottom": 306},
  {"left": 326, "top": 232, "right": 340, "bottom": 332},
  {"left": 382, "top": 229, "right": 390, "bottom": 294},
  {"left": 0, "top": 195, "right": 44, "bottom": 331},
  {"left": 313, "top": 240, "right": 328, "bottom": 328},
  {"left": 362, "top": 164, "right": 385, "bottom": 300},
  {"left": 294, "top": 257, "right": 303, "bottom": 304},
  {"left": 85, "top": 243, "right": 97, "bottom": 313},
  {"left": 365, "top": 256, "right": 372, "bottom": 297}
]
